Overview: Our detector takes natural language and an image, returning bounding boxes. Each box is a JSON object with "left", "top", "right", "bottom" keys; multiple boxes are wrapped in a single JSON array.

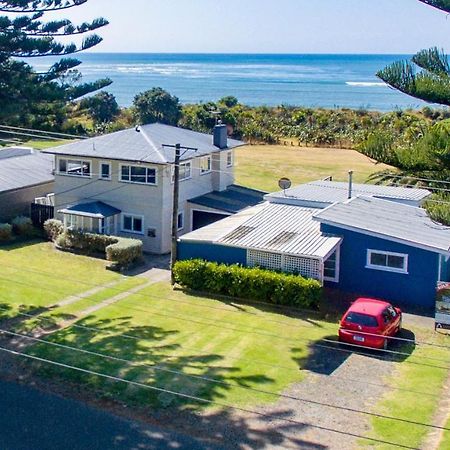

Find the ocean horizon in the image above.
[{"left": 31, "top": 53, "right": 432, "bottom": 111}]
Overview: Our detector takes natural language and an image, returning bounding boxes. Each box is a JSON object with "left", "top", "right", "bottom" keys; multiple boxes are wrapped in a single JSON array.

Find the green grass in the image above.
[
  {"left": 440, "top": 415, "right": 450, "bottom": 450},
  {"left": 26, "top": 281, "right": 338, "bottom": 410},
  {"left": 364, "top": 328, "right": 450, "bottom": 449},
  {"left": 0, "top": 241, "right": 123, "bottom": 316},
  {"left": 25, "top": 139, "right": 71, "bottom": 150},
  {"left": 235, "top": 144, "right": 392, "bottom": 192}
]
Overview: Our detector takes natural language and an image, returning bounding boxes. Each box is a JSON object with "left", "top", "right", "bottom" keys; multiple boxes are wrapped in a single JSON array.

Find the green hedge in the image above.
[
  {"left": 173, "top": 259, "right": 322, "bottom": 308},
  {"left": 43, "top": 219, "right": 64, "bottom": 242},
  {"left": 56, "top": 229, "right": 143, "bottom": 268},
  {"left": 11, "top": 216, "right": 34, "bottom": 236},
  {"left": 0, "top": 223, "right": 12, "bottom": 241}
]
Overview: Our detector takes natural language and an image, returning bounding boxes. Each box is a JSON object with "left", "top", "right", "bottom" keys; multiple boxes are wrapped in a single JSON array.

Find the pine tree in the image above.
[
  {"left": 0, "top": 0, "right": 111, "bottom": 128},
  {"left": 377, "top": 0, "right": 450, "bottom": 105}
]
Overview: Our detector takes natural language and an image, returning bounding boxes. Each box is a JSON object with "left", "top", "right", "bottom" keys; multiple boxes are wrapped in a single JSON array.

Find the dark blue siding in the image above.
[
  {"left": 177, "top": 241, "right": 247, "bottom": 265},
  {"left": 321, "top": 224, "right": 439, "bottom": 309}
]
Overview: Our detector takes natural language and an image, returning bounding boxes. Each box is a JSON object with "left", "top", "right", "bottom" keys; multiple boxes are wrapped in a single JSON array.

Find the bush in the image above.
[
  {"left": 55, "top": 229, "right": 143, "bottom": 268},
  {"left": 44, "top": 219, "right": 64, "bottom": 242},
  {"left": 173, "top": 259, "right": 322, "bottom": 309},
  {"left": 106, "top": 238, "right": 143, "bottom": 267},
  {"left": 11, "top": 216, "right": 34, "bottom": 236},
  {"left": 0, "top": 223, "right": 12, "bottom": 241}
]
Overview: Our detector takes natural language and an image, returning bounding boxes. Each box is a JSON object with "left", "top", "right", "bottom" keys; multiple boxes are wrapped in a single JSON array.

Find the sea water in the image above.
[{"left": 31, "top": 53, "right": 429, "bottom": 111}]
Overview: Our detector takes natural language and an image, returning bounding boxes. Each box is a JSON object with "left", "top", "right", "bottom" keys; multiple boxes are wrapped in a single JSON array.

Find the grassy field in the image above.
[{"left": 235, "top": 144, "right": 392, "bottom": 192}]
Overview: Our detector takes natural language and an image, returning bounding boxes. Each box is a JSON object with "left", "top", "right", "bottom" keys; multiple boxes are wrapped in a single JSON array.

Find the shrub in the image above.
[
  {"left": 0, "top": 223, "right": 12, "bottom": 241},
  {"left": 106, "top": 238, "right": 143, "bottom": 268},
  {"left": 54, "top": 229, "right": 143, "bottom": 268},
  {"left": 11, "top": 216, "right": 34, "bottom": 236},
  {"left": 173, "top": 259, "right": 322, "bottom": 309},
  {"left": 44, "top": 219, "right": 64, "bottom": 242}
]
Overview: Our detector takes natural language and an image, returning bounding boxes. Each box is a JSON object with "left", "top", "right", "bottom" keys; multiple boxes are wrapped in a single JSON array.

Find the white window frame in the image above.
[
  {"left": 171, "top": 161, "right": 192, "bottom": 183},
  {"left": 366, "top": 249, "right": 408, "bottom": 274},
  {"left": 58, "top": 157, "right": 92, "bottom": 178},
  {"left": 119, "top": 164, "right": 157, "bottom": 186},
  {"left": 177, "top": 211, "right": 184, "bottom": 231},
  {"left": 121, "top": 213, "right": 144, "bottom": 235},
  {"left": 323, "top": 246, "right": 340, "bottom": 283},
  {"left": 99, "top": 161, "right": 112, "bottom": 181},
  {"left": 200, "top": 155, "right": 212, "bottom": 175},
  {"left": 226, "top": 150, "right": 233, "bottom": 168}
]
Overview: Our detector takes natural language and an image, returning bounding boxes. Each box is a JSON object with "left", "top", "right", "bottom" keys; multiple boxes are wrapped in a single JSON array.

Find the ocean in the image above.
[{"left": 32, "top": 53, "right": 429, "bottom": 111}]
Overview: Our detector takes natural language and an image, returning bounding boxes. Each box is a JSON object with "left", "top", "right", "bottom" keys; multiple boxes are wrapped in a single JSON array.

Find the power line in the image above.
[
  {"left": 0, "top": 303, "right": 440, "bottom": 399},
  {"left": 0, "top": 124, "right": 87, "bottom": 140},
  {"left": 0, "top": 343, "right": 418, "bottom": 449},
  {"left": 1, "top": 327, "right": 447, "bottom": 433}
]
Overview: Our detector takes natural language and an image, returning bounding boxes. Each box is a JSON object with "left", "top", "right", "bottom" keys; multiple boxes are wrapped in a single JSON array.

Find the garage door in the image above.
[{"left": 192, "top": 210, "right": 229, "bottom": 230}]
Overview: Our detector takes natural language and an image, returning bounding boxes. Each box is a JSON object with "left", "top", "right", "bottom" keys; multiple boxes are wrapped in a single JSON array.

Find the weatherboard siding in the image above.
[
  {"left": 321, "top": 224, "right": 439, "bottom": 309},
  {"left": 178, "top": 241, "right": 247, "bottom": 265}
]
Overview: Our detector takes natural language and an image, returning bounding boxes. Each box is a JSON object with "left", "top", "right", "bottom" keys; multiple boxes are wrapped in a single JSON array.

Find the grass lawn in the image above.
[
  {"left": 440, "top": 415, "right": 450, "bottom": 450},
  {"left": 364, "top": 327, "right": 450, "bottom": 450},
  {"left": 25, "top": 281, "right": 338, "bottom": 410},
  {"left": 0, "top": 241, "right": 127, "bottom": 316},
  {"left": 24, "top": 139, "right": 71, "bottom": 150},
  {"left": 235, "top": 144, "right": 392, "bottom": 192}
]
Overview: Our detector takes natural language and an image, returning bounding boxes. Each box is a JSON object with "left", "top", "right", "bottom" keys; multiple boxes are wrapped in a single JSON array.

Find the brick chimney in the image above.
[{"left": 213, "top": 123, "right": 228, "bottom": 149}]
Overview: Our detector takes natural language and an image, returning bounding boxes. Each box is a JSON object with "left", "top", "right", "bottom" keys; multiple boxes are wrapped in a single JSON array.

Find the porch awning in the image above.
[{"left": 59, "top": 201, "right": 121, "bottom": 219}]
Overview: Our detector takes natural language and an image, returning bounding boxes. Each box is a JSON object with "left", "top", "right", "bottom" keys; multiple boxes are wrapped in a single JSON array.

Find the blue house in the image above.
[{"left": 178, "top": 180, "right": 447, "bottom": 309}]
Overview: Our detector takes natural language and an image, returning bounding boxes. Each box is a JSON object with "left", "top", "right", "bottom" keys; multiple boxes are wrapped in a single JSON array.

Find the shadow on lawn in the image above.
[
  {"left": 11, "top": 313, "right": 329, "bottom": 449},
  {"left": 292, "top": 328, "right": 417, "bottom": 376}
]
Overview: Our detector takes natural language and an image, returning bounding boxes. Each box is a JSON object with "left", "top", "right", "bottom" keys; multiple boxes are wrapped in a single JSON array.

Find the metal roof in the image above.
[
  {"left": 43, "top": 123, "right": 244, "bottom": 164},
  {"left": 181, "top": 202, "right": 341, "bottom": 259},
  {"left": 188, "top": 185, "right": 266, "bottom": 213},
  {"left": 314, "top": 196, "right": 450, "bottom": 255},
  {"left": 0, "top": 148, "right": 54, "bottom": 193},
  {"left": 266, "top": 180, "right": 431, "bottom": 206},
  {"left": 59, "top": 201, "right": 121, "bottom": 218}
]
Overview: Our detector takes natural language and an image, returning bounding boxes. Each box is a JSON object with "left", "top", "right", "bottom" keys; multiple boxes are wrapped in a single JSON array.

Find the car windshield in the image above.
[{"left": 345, "top": 312, "right": 378, "bottom": 327}]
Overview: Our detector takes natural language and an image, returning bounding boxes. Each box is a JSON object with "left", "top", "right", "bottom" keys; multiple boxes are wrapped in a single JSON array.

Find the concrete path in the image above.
[{"left": 0, "top": 378, "right": 215, "bottom": 450}]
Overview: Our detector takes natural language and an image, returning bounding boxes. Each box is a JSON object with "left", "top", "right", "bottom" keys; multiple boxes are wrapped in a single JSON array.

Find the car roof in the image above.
[{"left": 347, "top": 298, "right": 390, "bottom": 316}]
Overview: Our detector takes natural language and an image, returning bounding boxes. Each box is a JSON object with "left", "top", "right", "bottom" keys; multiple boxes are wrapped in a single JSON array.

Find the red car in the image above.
[{"left": 339, "top": 298, "right": 402, "bottom": 349}]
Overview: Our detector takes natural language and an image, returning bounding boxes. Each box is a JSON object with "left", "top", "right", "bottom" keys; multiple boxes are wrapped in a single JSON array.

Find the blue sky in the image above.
[{"left": 60, "top": 0, "right": 450, "bottom": 53}]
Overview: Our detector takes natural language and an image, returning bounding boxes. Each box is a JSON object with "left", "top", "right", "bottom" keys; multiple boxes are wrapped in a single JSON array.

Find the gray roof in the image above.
[
  {"left": 188, "top": 185, "right": 266, "bottom": 213},
  {"left": 59, "top": 201, "right": 121, "bottom": 219},
  {"left": 0, "top": 147, "right": 54, "bottom": 193},
  {"left": 43, "top": 123, "right": 245, "bottom": 164},
  {"left": 181, "top": 202, "right": 341, "bottom": 259},
  {"left": 266, "top": 180, "right": 431, "bottom": 207},
  {"left": 314, "top": 196, "right": 450, "bottom": 255}
]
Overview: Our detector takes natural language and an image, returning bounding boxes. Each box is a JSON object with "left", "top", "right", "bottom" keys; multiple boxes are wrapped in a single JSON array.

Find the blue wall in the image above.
[
  {"left": 178, "top": 241, "right": 247, "bottom": 265},
  {"left": 321, "top": 224, "right": 439, "bottom": 309}
]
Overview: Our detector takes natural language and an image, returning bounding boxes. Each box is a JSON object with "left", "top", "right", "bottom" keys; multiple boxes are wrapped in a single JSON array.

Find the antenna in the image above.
[{"left": 210, "top": 110, "right": 222, "bottom": 125}]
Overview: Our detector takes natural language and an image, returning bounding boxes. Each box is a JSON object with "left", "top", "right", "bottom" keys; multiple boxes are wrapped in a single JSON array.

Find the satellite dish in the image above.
[{"left": 278, "top": 177, "right": 292, "bottom": 191}]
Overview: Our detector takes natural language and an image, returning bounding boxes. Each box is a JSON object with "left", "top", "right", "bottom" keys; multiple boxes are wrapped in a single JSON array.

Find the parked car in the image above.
[{"left": 339, "top": 298, "right": 402, "bottom": 349}]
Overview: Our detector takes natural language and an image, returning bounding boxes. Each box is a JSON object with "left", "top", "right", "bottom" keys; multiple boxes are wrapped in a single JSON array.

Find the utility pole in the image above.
[{"left": 162, "top": 143, "right": 197, "bottom": 285}]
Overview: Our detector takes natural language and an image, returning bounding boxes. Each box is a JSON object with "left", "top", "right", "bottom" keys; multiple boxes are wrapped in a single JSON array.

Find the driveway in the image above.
[{"left": 0, "top": 379, "right": 216, "bottom": 450}]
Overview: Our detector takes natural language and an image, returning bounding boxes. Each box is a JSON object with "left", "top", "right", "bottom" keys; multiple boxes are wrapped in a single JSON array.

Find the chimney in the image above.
[
  {"left": 348, "top": 170, "right": 354, "bottom": 199},
  {"left": 213, "top": 123, "right": 228, "bottom": 149}
]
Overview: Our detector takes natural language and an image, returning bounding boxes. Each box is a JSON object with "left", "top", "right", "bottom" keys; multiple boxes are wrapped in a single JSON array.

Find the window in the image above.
[
  {"left": 122, "top": 214, "right": 144, "bottom": 234},
  {"left": 58, "top": 158, "right": 91, "bottom": 177},
  {"left": 344, "top": 312, "right": 379, "bottom": 328},
  {"left": 366, "top": 249, "right": 408, "bottom": 274},
  {"left": 172, "top": 162, "right": 192, "bottom": 182},
  {"left": 226, "top": 151, "right": 233, "bottom": 167},
  {"left": 100, "top": 162, "right": 111, "bottom": 180},
  {"left": 120, "top": 165, "right": 157, "bottom": 185},
  {"left": 324, "top": 248, "right": 339, "bottom": 282},
  {"left": 177, "top": 212, "right": 184, "bottom": 231},
  {"left": 200, "top": 156, "right": 211, "bottom": 174}
]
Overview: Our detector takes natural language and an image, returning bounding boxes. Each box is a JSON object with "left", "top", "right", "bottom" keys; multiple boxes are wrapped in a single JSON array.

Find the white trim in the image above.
[
  {"left": 323, "top": 245, "right": 340, "bottom": 283},
  {"left": 226, "top": 150, "right": 233, "bottom": 168},
  {"left": 366, "top": 249, "right": 409, "bottom": 274},
  {"left": 317, "top": 217, "right": 450, "bottom": 256},
  {"left": 99, "top": 161, "right": 112, "bottom": 181},
  {"left": 57, "top": 157, "right": 92, "bottom": 178},
  {"left": 119, "top": 163, "right": 158, "bottom": 186},
  {"left": 200, "top": 155, "right": 212, "bottom": 175},
  {"left": 171, "top": 161, "right": 192, "bottom": 183},
  {"left": 177, "top": 211, "right": 185, "bottom": 231},
  {"left": 121, "top": 213, "right": 145, "bottom": 235}
]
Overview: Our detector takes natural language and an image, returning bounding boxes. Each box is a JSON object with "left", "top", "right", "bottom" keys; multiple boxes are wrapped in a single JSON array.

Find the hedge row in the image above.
[
  {"left": 173, "top": 259, "right": 322, "bottom": 308},
  {"left": 0, "top": 216, "right": 35, "bottom": 242},
  {"left": 44, "top": 220, "right": 143, "bottom": 268}
]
